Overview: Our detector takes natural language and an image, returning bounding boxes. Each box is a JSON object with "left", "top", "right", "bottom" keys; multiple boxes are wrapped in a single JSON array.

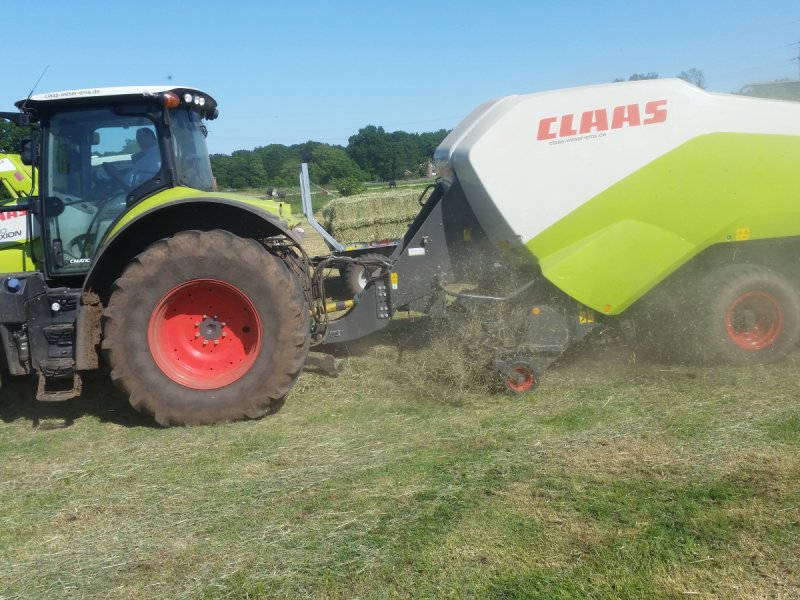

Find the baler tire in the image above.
[
  {"left": 503, "top": 361, "right": 539, "bottom": 394},
  {"left": 102, "top": 230, "right": 310, "bottom": 426},
  {"left": 697, "top": 264, "right": 800, "bottom": 365},
  {"left": 343, "top": 253, "right": 384, "bottom": 296}
]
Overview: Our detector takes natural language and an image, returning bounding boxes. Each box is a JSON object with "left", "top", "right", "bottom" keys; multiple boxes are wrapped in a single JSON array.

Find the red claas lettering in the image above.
[{"left": 537, "top": 99, "right": 668, "bottom": 140}]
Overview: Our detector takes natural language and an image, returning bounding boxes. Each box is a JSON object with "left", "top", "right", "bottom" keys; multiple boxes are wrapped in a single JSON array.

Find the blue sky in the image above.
[{"left": 4, "top": 1, "right": 799, "bottom": 154}]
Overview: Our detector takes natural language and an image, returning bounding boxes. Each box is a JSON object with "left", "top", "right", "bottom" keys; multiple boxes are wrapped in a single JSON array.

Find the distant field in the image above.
[{"left": 1, "top": 319, "right": 798, "bottom": 599}]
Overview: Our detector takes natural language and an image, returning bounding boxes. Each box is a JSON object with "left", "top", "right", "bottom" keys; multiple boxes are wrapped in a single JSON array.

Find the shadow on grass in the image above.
[{"left": 0, "top": 370, "right": 156, "bottom": 429}]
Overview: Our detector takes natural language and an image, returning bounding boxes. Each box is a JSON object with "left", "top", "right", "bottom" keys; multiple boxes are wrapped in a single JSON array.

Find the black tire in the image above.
[
  {"left": 102, "top": 230, "right": 310, "bottom": 426},
  {"left": 343, "top": 253, "right": 385, "bottom": 296},
  {"left": 695, "top": 264, "right": 800, "bottom": 364}
]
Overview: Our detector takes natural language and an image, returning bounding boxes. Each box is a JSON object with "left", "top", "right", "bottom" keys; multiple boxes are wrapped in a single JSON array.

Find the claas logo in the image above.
[
  {"left": 0, "top": 210, "right": 26, "bottom": 221},
  {"left": 537, "top": 100, "right": 668, "bottom": 140}
]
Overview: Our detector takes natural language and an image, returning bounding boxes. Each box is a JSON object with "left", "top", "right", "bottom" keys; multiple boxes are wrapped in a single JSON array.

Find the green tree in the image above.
[
  {"left": 0, "top": 119, "right": 31, "bottom": 154},
  {"left": 211, "top": 151, "right": 267, "bottom": 189},
  {"left": 418, "top": 129, "right": 449, "bottom": 157},
  {"left": 120, "top": 137, "right": 139, "bottom": 155},
  {"left": 614, "top": 69, "right": 706, "bottom": 89},
  {"left": 210, "top": 154, "right": 233, "bottom": 187},
  {"left": 254, "top": 144, "right": 295, "bottom": 186},
  {"left": 614, "top": 72, "right": 660, "bottom": 82},
  {"left": 276, "top": 157, "right": 302, "bottom": 187},
  {"left": 346, "top": 125, "right": 392, "bottom": 180},
  {"left": 677, "top": 68, "right": 706, "bottom": 89},
  {"left": 346, "top": 126, "right": 448, "bottom": 181},
  {"left": 309, "top": 144, "right": 364, "bottom": 184},
  {"left": 387, "top": 131, "right": 417, "bottom": 179},
  {"left": 332, "top": 175, "right": 365, "bottom": 196}
]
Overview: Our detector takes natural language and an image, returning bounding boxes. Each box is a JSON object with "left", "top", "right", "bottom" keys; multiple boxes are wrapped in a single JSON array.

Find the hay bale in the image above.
[{"left": 319, "top": 189, "right": 421, "bottom": 242}]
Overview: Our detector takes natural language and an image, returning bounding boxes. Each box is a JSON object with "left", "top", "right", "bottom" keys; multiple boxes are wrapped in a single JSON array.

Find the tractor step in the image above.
[
  {"left": 42, "top": 322, "right": 76, "bottom": 344},
  {"left": 36, "top": 372, "right": 82, "bottom": 402},
  {"left": 36, "top": 359, "right": 82, "bottom": 402}
]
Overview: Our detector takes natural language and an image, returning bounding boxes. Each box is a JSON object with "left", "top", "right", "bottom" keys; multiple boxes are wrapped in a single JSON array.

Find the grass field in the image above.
[{"left": 1, "top": 317, "right": 799, "bottom": 599}]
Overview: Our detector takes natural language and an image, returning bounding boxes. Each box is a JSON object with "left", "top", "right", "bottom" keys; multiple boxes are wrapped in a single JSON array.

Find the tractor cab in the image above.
[{"left": 13, "top": 86, "right": 218, "bottom": 276}]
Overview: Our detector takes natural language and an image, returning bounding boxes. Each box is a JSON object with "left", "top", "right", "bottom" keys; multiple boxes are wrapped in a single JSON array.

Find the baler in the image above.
[{"left": 317, "top": 78, "right": 800, "bottom": 390}]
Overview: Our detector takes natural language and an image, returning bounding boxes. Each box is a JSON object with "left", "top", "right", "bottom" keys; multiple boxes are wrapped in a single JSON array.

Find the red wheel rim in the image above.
[
  {"left": 506, "top": 363, "right": 536, "bottom": 393},
  {"left": 725, "top": 290, "right": 783, "bottom": 351},
  {"left": 148, "top": 279, "right": 262, "bottom": 389}
]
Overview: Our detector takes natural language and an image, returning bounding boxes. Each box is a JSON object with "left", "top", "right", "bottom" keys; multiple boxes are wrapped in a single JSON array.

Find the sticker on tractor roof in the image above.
[
  {"left": 0, "top": 158, "right": 16, "bottom": 172},
  {"left": 41, "top": 88, "right": 101, "bottom": 100}
]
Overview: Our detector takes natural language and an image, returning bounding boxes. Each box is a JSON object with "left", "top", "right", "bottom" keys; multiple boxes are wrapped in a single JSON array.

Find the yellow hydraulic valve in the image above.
[{"left": 313, "top": 299, "right": 356, "bottom": 316}]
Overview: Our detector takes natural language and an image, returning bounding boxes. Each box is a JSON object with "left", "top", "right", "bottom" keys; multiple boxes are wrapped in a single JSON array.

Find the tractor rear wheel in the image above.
[
  {"left": 698, "top": 264, "right": 800, "bottom": 364},
  {"left": 102, "top": 230, "right": 309, "bottom": 426}
]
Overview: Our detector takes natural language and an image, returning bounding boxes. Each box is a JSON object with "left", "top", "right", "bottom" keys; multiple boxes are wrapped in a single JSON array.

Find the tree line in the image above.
[
  {"left": 615, "top": 68, "right": 706, "bottom": 89},
  {"left": 209, "top": 126, "right": 450, "bottom": 192}
]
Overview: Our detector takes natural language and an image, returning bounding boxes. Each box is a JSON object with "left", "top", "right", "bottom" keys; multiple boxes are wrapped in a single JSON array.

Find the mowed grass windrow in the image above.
[{"left": 1, "top": 311, "right": 798, "bottom": 598}]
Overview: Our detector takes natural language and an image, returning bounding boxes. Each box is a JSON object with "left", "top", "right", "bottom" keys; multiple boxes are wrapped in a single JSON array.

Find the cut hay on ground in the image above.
[
  {"left": 320, "top": 189, "right": 422, "bottom": 242},
  {"left": 2, "top": 326, "right": 799, "bottom": 598}
]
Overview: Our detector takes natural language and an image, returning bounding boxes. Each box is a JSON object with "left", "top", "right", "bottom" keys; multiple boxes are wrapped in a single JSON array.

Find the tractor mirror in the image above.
[
  {"left": 20, "top": 139, "right": 39, "bottom": 166},
  {"left": 44, "top": 196, "right": 65, "bottom": 218},
  {"left": 30, "top": 196, "right": 65, "bottom": 218},
  {"left": 91, "top": 132, "right": 100, "bottom": 145}
]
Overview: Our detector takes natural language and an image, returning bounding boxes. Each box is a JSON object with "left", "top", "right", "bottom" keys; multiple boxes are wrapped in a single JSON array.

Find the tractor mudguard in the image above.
[{"left": 75, "top": 195, "right": 305, "bottom": 371}]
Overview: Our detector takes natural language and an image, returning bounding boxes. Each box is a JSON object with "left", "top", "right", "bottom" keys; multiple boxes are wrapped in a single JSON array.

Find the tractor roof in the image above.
[{"left": 15, "top": 86, "right": 218, "bottom": 119}]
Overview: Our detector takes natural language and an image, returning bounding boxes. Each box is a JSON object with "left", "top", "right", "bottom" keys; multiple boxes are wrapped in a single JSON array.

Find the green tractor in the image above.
[
  {"left": 0, "top": 152, "right": 36, "bottom": 198},
  {"left": 0, "top": 87, "right": 312, "bottom": 425}
]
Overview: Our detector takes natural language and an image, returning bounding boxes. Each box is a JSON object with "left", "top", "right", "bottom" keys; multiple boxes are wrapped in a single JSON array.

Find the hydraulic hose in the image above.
[{"left": 435, "top": 278, "right": 537, "bottom": 302}]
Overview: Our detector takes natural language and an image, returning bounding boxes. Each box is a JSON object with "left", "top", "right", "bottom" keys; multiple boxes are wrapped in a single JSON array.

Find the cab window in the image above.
[{"left": 44, "top": 109, "right": 161, "bottom": 274}]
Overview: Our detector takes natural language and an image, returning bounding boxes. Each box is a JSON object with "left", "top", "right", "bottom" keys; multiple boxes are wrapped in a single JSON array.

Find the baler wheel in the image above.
[
  {"left": 699, "top": 264, "right": 800, "bottom": 364},
  {"left": 504, "top": 361, "right": 539, "bottom": 394},
  {"left": 102, "top": 230, "right": 310, "bottom": 426}
]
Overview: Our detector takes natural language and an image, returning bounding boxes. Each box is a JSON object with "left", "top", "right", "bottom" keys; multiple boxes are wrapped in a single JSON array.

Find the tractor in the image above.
[{"left": 0, "top": 87, "right": 312, "bottom": 425}]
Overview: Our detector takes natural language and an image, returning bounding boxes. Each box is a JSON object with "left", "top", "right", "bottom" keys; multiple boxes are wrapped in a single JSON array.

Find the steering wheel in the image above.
[
  {"left": 65, "top": 191, "right": 126, "bottom": 261},
  {"left": 66, "top": 232, "right": 96, "bottom": 260},
  {"left": 102, "top": 162, "right": 129, "bottom": 187}
]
